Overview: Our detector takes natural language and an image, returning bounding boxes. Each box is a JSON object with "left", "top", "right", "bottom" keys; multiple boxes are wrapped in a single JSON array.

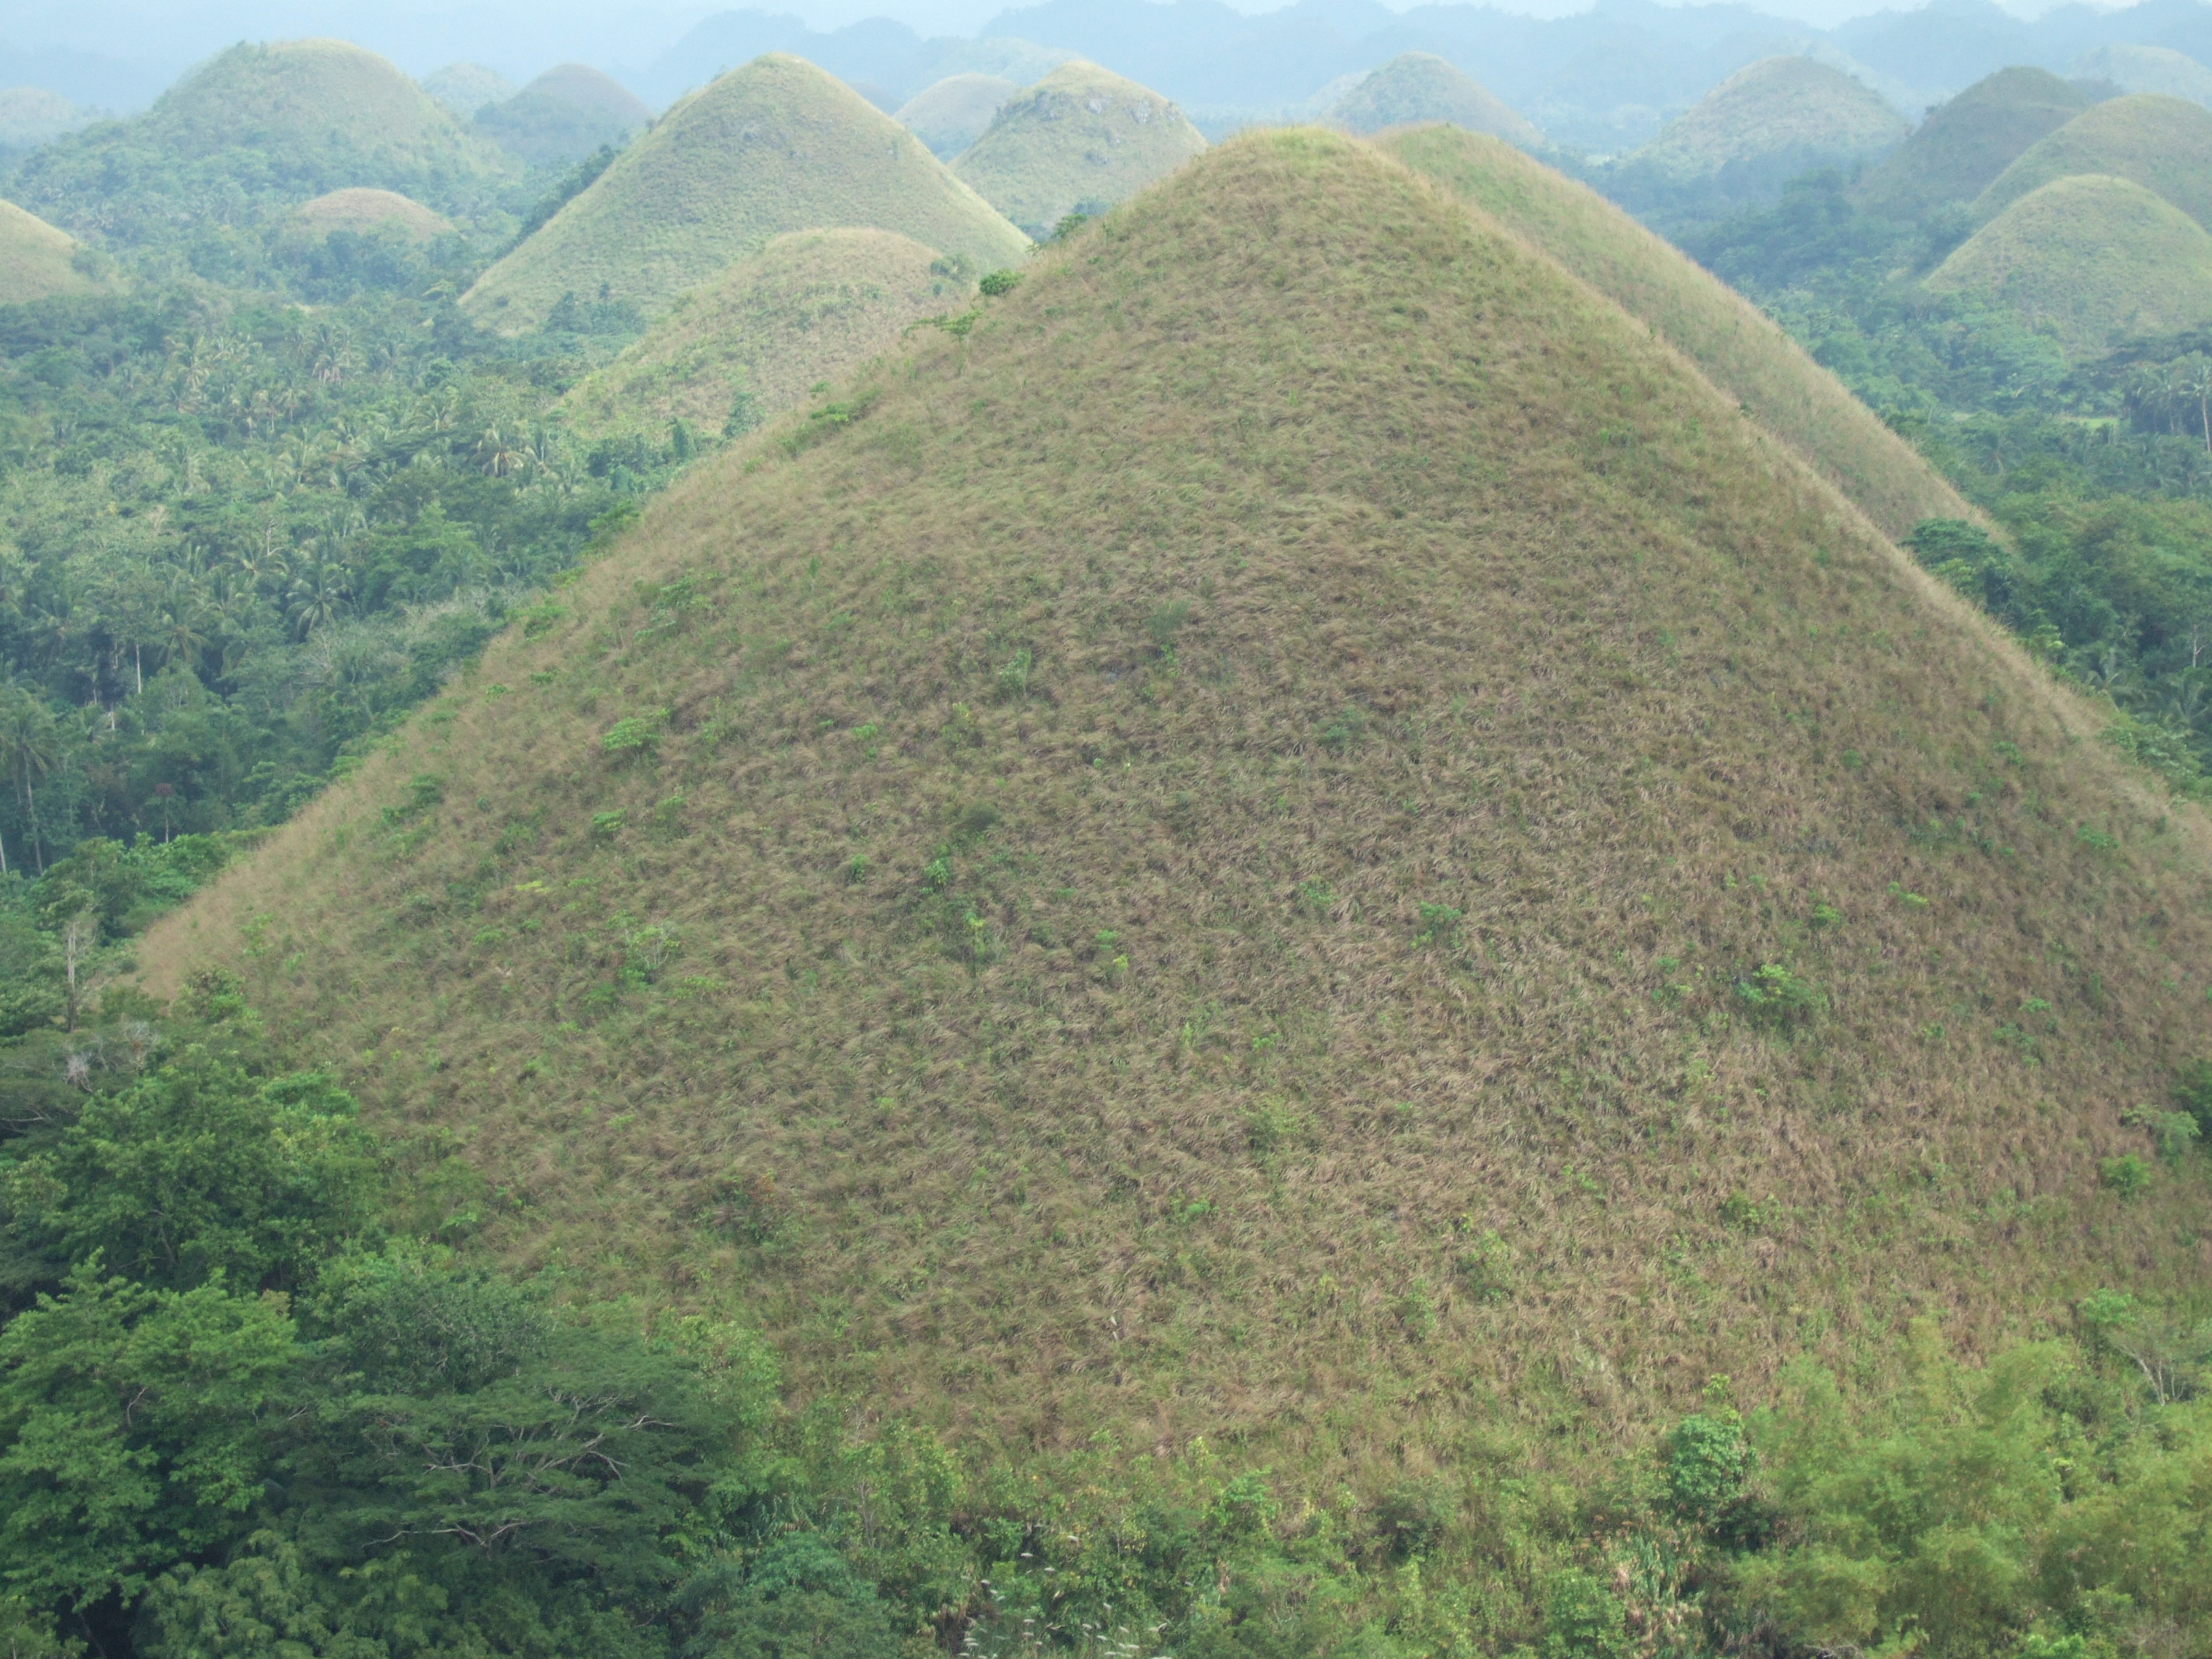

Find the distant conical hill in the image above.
[
  {"left": 1930, "top": 174, "right": 2212, "bottom": 356},
  {"left": 146, "top": 130, "right": 2212, "bottom": 1461},
  {"left": 422, "top": 62, "right": 514, "bottom": 119},
  {"left": 1328, "top": 53, "right": 1542, "bottom": 147},
  {"left": 11, "top": 39, "right": 516, "bottom": 241},
  {"left": 0, "top": 87, "right": 86, "bottom": 155},
  {"left": 292, "top": 187, "right": 453, "bottom": 241},
  {"left": 1853, "top": 67, "right": 2093, "bottom": 220},
  {"left": 1629, "top": 56, "right": 1907, "bottom": 181},
  {"left": 2070, "top": 44, "right": 2212, "bottom": 107},
  {"left": 953, "top": 60, "right": 1205, "bottom": 238},
  {"left": 1974, "top": 93, "right": 2212, "bottom": 229},
  {"left": 561, "top": 228, "right": 967, "bottom": 441},
  {"left": 0, "top": 199, "right": 112, "bottom": 304},
  {"left": 896, "top": 73, "right": 1019, "bottom": 158},
  {"left": 1379, "top": 124, "right": 1974, "bottom": 540},
  {"left": 475, "top": 64, "right": 651, "bottom": 170},
  {"left": 462, "top": 54, "right": 1029, "bottom": 332}
]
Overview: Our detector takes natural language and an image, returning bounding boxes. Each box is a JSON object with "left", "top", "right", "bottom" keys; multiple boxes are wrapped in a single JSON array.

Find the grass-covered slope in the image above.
[
  {"left": 2071, "top": 44, "right": 2212, "bottom": 106},
  {"left": 292, "top": 186, "right": 453, "bottom": 240},
  {"left": 1974, "top": 93, "right": 2212, "bottom": 228},
  {"left": 1929, "top": 174, "right": 2212, "bottom": 356},
  {"left": 0, "top": 87, "right": 85, "bottom": 154},
  {"left": 12, "top": 39, "right": 515, "bottom": 240},
  {"left": 147, "top": 130, "right": 2212, "bottom": 1462},
  {"left": 475, "top": 64, "right": 652, "bottom": 171},
  {"left": 562, "top": 227, "right": 965, "bottom": 440},
  {"left": 954, "top": 60, "right": 1206, "bottom": 238},
  {"left": 421, "top": 62, "right": 514, "bottom": 120},
  {"left": 0, "top": 199, "right": 109, "bottom": 304},
  {"left": 1327, "top": 52, "right": 1542, "bottom": 147},
  {"left": 896, "top": 72, "right": 1019, "bottom": 158},
  {"left": 1854, "top": 67, "right": 2092, "bottom": 221},
  {"left": 464, "top": 54, "right": 1028, "bottom": 332},
  {"left": 1380, "top": 124, "right": 1974, "bottom": 539},
  {"left": 1631, "top": 56, "right": 1906, "bottom": 180}
]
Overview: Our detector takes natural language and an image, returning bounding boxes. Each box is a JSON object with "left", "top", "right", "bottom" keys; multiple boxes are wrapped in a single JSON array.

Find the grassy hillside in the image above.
[
  {"left": 0, "top": 86, "right": 84, "bottom": 154},
  {"left": 292, "top": 186, "right": 453, "bottom": 240},
  {"left": 1631, "top": 55, "right": 1907, "bottom": 179},
  {"left": 475, "top": 63, "right": 652, "bottom": 171},
  {"left": 2070, "top": 43, "right": 2212, "bottom": 107},
  {"left": 896, "top": 72, "right": 1019, "bottom": 158},
  {"left": 463, "top": 54, "right": 1028, "bottom": 332},
  {"left": 1327, "top": 52, "right": 1542, "bottom": 147},
  {"left": 421, "top": 61, "right": 514, "bottom": 119},
  {"left": 0, "top": 198, "right": 109, "bottom": 304},
  {"left": 1381, "top": 124, "right": 1976, "bottom": 539},
  {"left": 1929, "top": 173, "right": 2212, "bottom": 356},
  {"left": 1974, "top": 93, "right": 2212, "bottom": 228},
  {"left": 11, "top": 38, "right": 516, "bottom": 240},
  {"left": 562, "top": 227, "right": 965, "bottom": 440},
  {"left": 1854, "top": 67, "right": 2092, "bottom": 221},
  {"left": 954, "top": 59, "right": 1206, "bottom": 238},
  {"left": 145, "top": 128, "right": 2212, "bottom": 1472}
]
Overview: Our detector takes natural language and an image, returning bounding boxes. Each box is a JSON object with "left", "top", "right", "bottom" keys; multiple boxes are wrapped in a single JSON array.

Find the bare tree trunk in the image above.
[{"left": 61, "top": 909, "right": 92, "bottom": 1031}]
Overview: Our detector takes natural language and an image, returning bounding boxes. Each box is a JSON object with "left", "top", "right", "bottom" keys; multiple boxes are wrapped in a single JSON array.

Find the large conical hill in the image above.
[
  {"left": 475, "top": 64, "right": 652, "bottom": 170},
  {"left": 561, "top": 227, "right": 968, "bottom": 441},
  {"left": 1974, "top": 92, "right": 2212, "bottom": 229},
  {"left": 1379, "top": 123, "right": 1974, "bottom": 539},
  {"left": 144, "top": 130, "right": 2212, "bottom": 1463},
  {"left": 1929, "top": 173, "right": 2212, "bottom": 356},
  {"left": 953, "top": 60, "right": 1205, "bottom": 239},
  {"left": 0, "top": 199, "right": 113, "bottom": 304},
  {"left": 1629, "top": 56, "right": 1906, "bottom": 181},
  {"left": 1853, "top": 67, "right": 2094, "bottom": 221},
  {"left": 896, "top": 73, "right": 1020, "bottom": 158},
  {"left": 11, "top": 39, "right": 516, "bottom": 240},
  {"left": 463, "top": 54, "right": 1029, "bottom": 332},
  {"left": 1327, "top": 53, "right": 1542, "bottom": 148}
]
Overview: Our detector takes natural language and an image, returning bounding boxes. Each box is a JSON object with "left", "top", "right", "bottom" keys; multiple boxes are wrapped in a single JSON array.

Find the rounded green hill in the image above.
[
  {"left": 562, "top": 227, "right": 967, "bottom": 440},
  {"left": 1377, "top": 123, "right": 1975, "bottom": 539},
  {"left": 896, "top": 73, "right": 1019, "bottom": 158},
  {"left": 1853, "top": 66, "right": 2093, "bottom": 220},
  {"left": 1930, "top": 172, "right": 2212, "bottom": 356},
  {"left": 11, "top": 38, "right": 515, "bottom": 239},
  {"left": 953, "top": 59, "right": 1206, "bottom": 239},
  {"left": 0, "top": 198, "right": 111, "bottom": 304},
  {"left": 2069, "top": 44, "right": 2212, "bottom": 106},
  {"left": 147, "top": 129, "right": 2212, "bottom": 1462},
  {"left": 0, "top": 86, "right": 85, "bottom": 153},
  {"left": 1631, "top": 55, "right": 1908, "bottom": 179},
  {"left": 462, "top": 54, "right": 1029, "bottom": 333},
  {"left": 1327, "top": 52, "right": 1542, "bottom": 147},
  {"left": 1974, "top": 92, "right": 2212, "bottom": 229},
  {"left": 292, "top": 186, "right": 454, "bottom": 241},
  {"left": 421, "top": 62, "right": 515, "bottom": 120},
  {"left": 475, "top": 63, "right": 651, "bottom": 170}
]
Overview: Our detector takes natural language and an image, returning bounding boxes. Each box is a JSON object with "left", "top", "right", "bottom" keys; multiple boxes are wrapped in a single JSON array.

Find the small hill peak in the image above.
[
  {"left": 953, "top": 59, "right": 1205, "bottom": 239},
  {"left": 897, "top": 73, "right": 1021, "bottom": 158},
  {"left": 1329, "top": 53, "right": 1542, "bottom": 147},
  {"left": 1854, "top": 65, "right": 2093, "bottom": 219},
  {"left": 463, "top": 53, "right": 1028, "bottom": 332},
  {"left": 476, "top": 63, "right": 651, "bottom": 169},
  {"left": 291, "top": 187, "right": 453, "bottom": 241},
  {"left": 1974, "top": 92, "right": 2212, "bottom": 230},
  {"left": 2068, "top": 44, "right": 2212, "bottom": 108},
  {"left": 1629, "top": 56, "right": 1907, "bottom": 181},
  {"left": 421, "top": 62, "right": 515, "bottom": 119}
]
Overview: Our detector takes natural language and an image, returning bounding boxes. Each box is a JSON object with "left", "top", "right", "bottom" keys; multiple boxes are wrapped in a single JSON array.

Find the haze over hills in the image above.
[
  {"left": 9, "top": 38, "right": 516, "bottom": 242},
  {"left": 896, "top": 71, "right": 1020, "bottom": 157},
  {"left": 1972, "top": 91, "right": 2212, "bottom": 229},
  {"left": 952, "top": 57, "right": 1205, "bottom": 238},
  {"left": 461, "top": 53, "right": 1029, "bottom": 332},
  {"left": 562, "top": 226, "right": 969, "bottom": 443},
  {"left": 146, "top": 128, "right": 2212, "bottom": 1464},
  {"left": 420, "top": 61, "right": 515, "bottom": 119},
  {"left": 0, "top": 197, "right": 112, "bottom": 304},
  {"left": 1625, "top": 55, "right": 1908, "bottom": 181},
  {"left": 1326, "top": 52, "right": 1542, "bottom": 147},
  {"left": 1378, "top": 123, "right": 1975, "bottom": 540},
  {"left": 2071, "top": 41, "right": 2212, "bottom": 105},
  {"left": 1929, "top": 172, "right": 2212, "bottom": 356},
  {"left": 1851, "top": 65, "right": 2095, "bottom": 220},
  {"left": 0, "top": 87, "right": 89, "bottom": 157},
  {"left": 474, "top": 63, "right": 652, "bottom": 171}
]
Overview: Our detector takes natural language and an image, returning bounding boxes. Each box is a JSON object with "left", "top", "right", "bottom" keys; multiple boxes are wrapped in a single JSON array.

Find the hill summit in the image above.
[
  {"left": 475, "top": 63, "right": 652, "bottom": 170},
  {"left": 1853, "top": 66, "right": 2094, "bottom": 220},
  {"left": 1629, "top": 56, "right": 1907, "bottom": 181},
  {"left": 1327, "top": 53, "right": 1542, "bottom": 147},
  {"left": 896, "top": 72, "right": 1020, "bottom": 158},
  {"left": 149, "top": 128, "right": 2212, "bottom": 1459},
  {"left": 953, "top": 60, "right": 1206, "bottom": 238},
  {"left": 2068, "top": 44, "right": 2212, "bottom": 107},
  {"left": 11, "top": 38, "right": 514, "bottom": 240},
  {"left": 291, "top": 187, "right": 453, "bottom": 241},
  {"left": 1974, "top": 92, "right": 2212, "bottom": 229},
  {"left": 463, "top": 54, "right": 1029, "bottom": 332},
  {"left": 1930, "top": 172, "right": 2212, "bottom": 355}
]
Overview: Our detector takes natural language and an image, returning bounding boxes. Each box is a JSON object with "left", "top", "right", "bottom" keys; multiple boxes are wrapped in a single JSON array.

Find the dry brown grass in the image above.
[
  {"left": 1379, "top": 124, "right": 1980, "bottom": 542},
  {"left": 144, "top": 129, "right": 2212, "bottom": 1484}
]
